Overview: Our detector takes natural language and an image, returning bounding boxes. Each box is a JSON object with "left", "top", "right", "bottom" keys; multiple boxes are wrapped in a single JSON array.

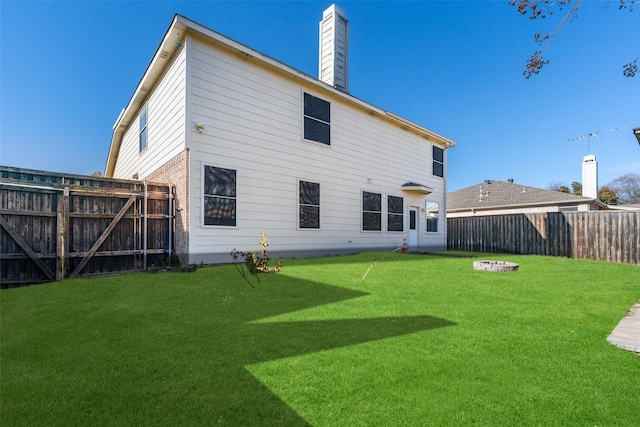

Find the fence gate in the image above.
[{"left": 1, "top": 167, "right": 173, "bottom": 288}]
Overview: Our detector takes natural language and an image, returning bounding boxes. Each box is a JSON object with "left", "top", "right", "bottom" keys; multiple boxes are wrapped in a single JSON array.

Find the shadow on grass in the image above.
[
  {"left": 2, "top": 268, "right": 456, "bottom": 426},
  {"left": 207, "top": 314, "right": 456, "bottom": 426}
]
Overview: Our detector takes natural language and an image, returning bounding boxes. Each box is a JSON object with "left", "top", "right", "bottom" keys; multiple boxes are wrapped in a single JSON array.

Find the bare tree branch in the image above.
[
  {"left": 511, "top": 0, "right": 637, "bottom": 77},
  {"left": 623, "top": 55, "right": 639, "bottom": 77}
]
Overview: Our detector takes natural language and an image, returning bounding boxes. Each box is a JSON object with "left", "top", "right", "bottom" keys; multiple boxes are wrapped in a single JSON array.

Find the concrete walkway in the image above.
[{"left": 607, "top": 302, "right": 640, "bottom": 354}]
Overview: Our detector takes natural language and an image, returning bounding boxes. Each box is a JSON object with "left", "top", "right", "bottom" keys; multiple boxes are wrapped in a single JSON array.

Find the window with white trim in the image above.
[
  {"left": 139, "top": 104, "right": 148, "bottom": 153},
  {"left": 362, "top": 191, "right": 382, "bottom": 231},
  {"left": 387, "top": 195, "right": 404, "bottom": 232},
  {"left": 303, "top": 93, "right": 330, "bottom": 145},
  {"left": 433, "top": 146, "right": 444, "bottom": 178},
  {"left": 204, "top": 166, "right": 236, "bottom": 226},
  {"left": 426, "top": 201, "right": 439, "bottom": 232},
  {"left": 299, "top": 180, "right": 320, "bottom": 229}
]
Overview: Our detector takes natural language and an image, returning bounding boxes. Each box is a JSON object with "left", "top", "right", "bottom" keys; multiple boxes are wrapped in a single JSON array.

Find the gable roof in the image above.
[
  {"left": 447, "top": 180, "right": 607, "bottom": 212},
  {"left": 105, "top": 14, "right": 456, "bottom": 177}
]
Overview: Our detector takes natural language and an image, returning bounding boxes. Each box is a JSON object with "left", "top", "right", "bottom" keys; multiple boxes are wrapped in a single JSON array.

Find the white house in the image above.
[{"left": 105, "top": 6, "right": 456, "bottom": 264}]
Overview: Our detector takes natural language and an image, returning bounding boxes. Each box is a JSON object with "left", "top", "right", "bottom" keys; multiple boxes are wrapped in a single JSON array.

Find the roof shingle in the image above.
[{"left": 447, "top": 180, "right": 601, "bottom": 211}]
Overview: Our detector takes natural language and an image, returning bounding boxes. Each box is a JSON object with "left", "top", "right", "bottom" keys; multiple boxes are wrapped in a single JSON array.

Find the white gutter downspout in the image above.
[
  {"left": 143, "top": 181, "right": 148, "bottom": 270},
  {"left": 168, "top": 182, "right": 173, "bottom": 258}
]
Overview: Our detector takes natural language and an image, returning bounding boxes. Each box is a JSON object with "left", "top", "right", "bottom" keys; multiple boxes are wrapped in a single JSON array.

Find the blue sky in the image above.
[{"left": 1, "top": 0, "right": 638, "bottom": 192}]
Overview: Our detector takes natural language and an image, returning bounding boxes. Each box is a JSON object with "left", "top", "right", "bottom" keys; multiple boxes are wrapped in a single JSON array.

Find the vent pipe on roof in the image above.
[{"left": 319, "top": 4, "right": 349, "bottom": 92}]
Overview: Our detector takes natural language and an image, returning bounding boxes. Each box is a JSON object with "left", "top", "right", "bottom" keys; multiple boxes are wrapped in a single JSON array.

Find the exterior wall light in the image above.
[{"left": 634, "top": 127, "right": 640, "bottom": 145}]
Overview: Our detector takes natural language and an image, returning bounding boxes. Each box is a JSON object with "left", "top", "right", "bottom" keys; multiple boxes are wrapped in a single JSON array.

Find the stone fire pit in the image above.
[{"left": 473, "top": 260, "right": 519, "bottom": 272}]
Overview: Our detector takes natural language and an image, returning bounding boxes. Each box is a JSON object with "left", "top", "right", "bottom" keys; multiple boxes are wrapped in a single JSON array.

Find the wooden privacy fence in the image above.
[
  {"left": 1, "top": 167, "right": 174, "bottom": 288},
  {"left": 447, "top": 211, "right": 640, "bottom": 265}
]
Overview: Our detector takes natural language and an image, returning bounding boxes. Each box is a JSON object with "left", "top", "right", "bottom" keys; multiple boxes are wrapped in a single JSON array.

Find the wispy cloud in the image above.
[{"left": 602, "top": 162, "right": 640, "bottom": 173}]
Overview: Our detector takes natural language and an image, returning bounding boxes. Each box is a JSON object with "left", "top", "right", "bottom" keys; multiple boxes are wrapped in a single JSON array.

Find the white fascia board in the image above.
[{"left": 385, "top": 112, "right": 456, "bottom": 148}]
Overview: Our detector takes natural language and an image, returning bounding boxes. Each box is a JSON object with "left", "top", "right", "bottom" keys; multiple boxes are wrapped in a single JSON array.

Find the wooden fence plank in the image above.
[
  {"left": 56, "top": 189, "right": 69, "bottom": 280},
  {"left": 0, "top": 209, "right": 56, "bottom": 217}
]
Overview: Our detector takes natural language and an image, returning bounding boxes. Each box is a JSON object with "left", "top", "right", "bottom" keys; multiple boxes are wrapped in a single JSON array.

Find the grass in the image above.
[{"left": 1, "top": 252, "right": 639, "bottom": 426}]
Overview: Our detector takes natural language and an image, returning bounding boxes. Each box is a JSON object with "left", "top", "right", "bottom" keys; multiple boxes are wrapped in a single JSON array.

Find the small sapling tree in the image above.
[{"left": 231, "top": 233, "right": 282, "bottom": 288}]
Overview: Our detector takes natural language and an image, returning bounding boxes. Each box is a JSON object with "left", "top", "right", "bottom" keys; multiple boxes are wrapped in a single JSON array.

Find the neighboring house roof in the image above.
[
  {"left": 447, "top": 180, "right": 607, "bottom": 212},
  {"left": 105, "top": 14, "right": 456, "bottom": 177}
]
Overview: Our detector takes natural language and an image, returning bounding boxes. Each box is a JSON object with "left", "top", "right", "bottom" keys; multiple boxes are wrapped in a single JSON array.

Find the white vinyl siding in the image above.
[
  {"left": 113, "top": 46, "right": 187, "bottom": 180},
  {"left": 184, "top": 39, "right": 448, "bottom": 262}
]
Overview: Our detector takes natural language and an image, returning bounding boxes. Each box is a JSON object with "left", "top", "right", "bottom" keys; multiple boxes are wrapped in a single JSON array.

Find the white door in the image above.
[{"left": 408, "top": 207, "right": 418, "bottom": 252}]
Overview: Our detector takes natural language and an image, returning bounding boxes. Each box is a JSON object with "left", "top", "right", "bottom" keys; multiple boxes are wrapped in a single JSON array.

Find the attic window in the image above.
[{"left": 303, "top": 93, "right": 330, "bottom": 145}]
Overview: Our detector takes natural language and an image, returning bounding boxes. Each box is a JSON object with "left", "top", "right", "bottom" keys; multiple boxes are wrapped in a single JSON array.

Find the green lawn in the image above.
[{"left": 1, "top": 252, "right": 639, "bottom": 426}]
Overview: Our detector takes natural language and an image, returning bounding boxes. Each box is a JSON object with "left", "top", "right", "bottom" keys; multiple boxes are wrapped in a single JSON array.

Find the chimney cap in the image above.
[{"left": 323, "top": 4, "right": 347, "bottom": 18}]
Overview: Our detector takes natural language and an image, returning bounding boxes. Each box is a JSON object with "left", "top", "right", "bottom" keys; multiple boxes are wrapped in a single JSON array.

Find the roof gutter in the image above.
[{"left": 385, "top": 112, "right": 456, "bottom": 148}]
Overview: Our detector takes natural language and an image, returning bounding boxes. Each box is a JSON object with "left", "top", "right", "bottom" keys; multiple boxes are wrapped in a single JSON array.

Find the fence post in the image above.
[{"left": 56, "top": 187, "right": 70, "bottom": 280}]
